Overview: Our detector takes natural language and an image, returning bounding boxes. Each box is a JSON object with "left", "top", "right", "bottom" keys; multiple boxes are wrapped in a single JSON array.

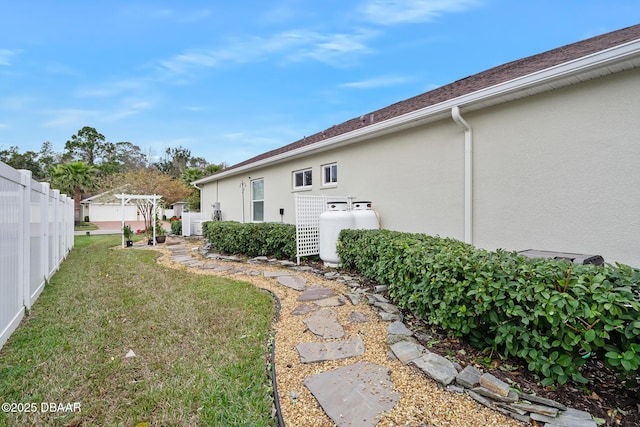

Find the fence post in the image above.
[
  {"left": 52, "top": 189, "right": 60, "bottom": 274},
  {"left": 19, "top": 170, "right": 31, "bottom": 311},
  {"left": 182, "top": 211, "right": 190, "bottom": 237},
  {"left": 40, "top": 182, "right": 50, "bottom": 282}
]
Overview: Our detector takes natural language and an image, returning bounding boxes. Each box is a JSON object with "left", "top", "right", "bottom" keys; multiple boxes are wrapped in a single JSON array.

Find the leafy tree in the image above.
[
  {"left": 63, "top": 126, "right": 107, "bottom": 165},
  {"left": 180, "top": 168, "right": 204, "bottom": 211},
  {"left": 0, "top": 142, "right": 62, "bottom": 180},
  {"left": 37, "top": 141, "right": 61, "bottom": 180},
  {"left": 99, "top": 169, "right": 193, "bottom": 234},
  {"left": 0, "top": 146, "right": 44, "bottom": 178},
  {"left": 154, "top": 146, "right": 192, "bottom": 177},
  {"left": 100, "top": 141, "right": 148, "bottom": 175},
  {"left": 205, "top": 162, "right": 226, "bottom": 175},
  {"left": 50, "top": 161, "right": 97, "bottom": 223}
]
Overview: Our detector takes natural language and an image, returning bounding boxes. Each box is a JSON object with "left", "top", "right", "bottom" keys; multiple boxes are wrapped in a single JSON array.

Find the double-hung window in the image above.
[
  {"left": 293, "top": 168, "right": 312, "bottom": 190},
  {"left": 251, "top": 178, "right": 264, "bottom": 222},
  {"left": 322, "top": 163, "right": 338, "bottom": 187}
]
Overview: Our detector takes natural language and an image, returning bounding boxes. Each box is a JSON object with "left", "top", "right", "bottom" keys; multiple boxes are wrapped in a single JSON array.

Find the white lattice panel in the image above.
[{"left": 295, "top": 195, "right": 351, "bottom": 264}]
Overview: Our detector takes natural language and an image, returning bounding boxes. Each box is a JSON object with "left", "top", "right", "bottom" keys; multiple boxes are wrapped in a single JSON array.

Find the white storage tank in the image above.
[
  {"left": 352, "top": 201, "right": 380, "bottom": 229},
  {"left": 319, "top": 201, "right": 354, "bottom": 267}
]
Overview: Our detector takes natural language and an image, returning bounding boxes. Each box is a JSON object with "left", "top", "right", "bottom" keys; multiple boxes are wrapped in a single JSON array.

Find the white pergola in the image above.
[{"left": 115, "top": 194, "right": 163, "bottom": 248}]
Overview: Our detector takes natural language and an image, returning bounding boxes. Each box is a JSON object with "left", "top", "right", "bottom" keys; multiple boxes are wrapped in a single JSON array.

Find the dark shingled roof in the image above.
[{"left": 218, "top": 24, "right": 640, "bottom": 174}]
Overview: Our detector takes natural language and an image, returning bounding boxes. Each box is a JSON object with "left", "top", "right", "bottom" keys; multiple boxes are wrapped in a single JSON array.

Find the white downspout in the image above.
[{"left": 451, "top": 106, "right": 473, "bottom": 244}]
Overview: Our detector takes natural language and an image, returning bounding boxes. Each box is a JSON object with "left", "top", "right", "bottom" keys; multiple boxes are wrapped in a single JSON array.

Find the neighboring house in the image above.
[
  {"left": 81, "top": 188, "right": 180, "bottom": 222},
  {"left": 80, "top": 187, "right": 141, "bottom": 222},
  {"left": 193, "top": 24, "right": 640, "bottom": 268}
]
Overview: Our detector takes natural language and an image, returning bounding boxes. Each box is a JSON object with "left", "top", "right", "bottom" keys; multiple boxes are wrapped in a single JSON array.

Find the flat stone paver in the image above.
[
  {"left": 297, "top": 286, "right": 337, "bottom": 301},
  {"left": 304, "top": 361, "right": 400, "bottom": 427},
  {"left": 200, "top": 263, "right": 220, "bottom": 269},
  {"left": 390, "top": 340, "right": 424, "bottom": 364},
  {"left": 291, "top": 304, "right": 319, "bottom": 315},
  {"left": 264, "top": 271, "right": 293, "bottom": 278},
  {"left": 348, "top": 311, "right": 368, "bottom": 323},
  {"left": 296, "top": 336, "right": 364, "bottom": 363},
  {"left": 303, "top": 309, "right": 344, "bottom": 339},
  {"left": 212, "top": 265, "right": 234, "bottom": 272},
  {"left": 313, "top": 296, "right": 345, "bottom": 307},
  {"left": 277, "top": 275, "right": 307, "bottom": 290},
  {"left": 387, "top": 321, "right": 412, "bottom": 336}
]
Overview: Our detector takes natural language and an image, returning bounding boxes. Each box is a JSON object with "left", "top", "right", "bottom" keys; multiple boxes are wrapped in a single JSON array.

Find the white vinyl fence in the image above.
[
  {"left": 0, "top": 163, "right": 74, "bottom": 350},
  {"left": 181, "top": 211, "right": 208, "bottom": 237}
]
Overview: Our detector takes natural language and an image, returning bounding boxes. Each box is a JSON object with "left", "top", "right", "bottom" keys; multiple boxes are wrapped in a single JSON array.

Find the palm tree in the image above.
[{"left": 50, "top": 161, "right": 97, "bottom": 224}]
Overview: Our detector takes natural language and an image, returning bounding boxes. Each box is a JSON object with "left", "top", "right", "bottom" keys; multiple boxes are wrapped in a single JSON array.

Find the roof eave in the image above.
[{"left": 193, "top": 38, "right": 640, "bottom": 186}]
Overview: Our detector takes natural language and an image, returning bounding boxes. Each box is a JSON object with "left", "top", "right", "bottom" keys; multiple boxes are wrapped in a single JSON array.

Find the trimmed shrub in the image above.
[
  {"left": 202, "top": 221, "right": 297, "bottom": 260},
  {"left": 170, "top": 220, "right": 182, "bottom": 236},
  {"left": 337, "top": 228, "right": 640, "bottom": 386}
]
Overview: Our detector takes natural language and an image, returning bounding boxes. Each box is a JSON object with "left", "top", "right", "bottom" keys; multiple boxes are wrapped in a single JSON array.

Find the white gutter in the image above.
[
  {"left": 451, "top": 107, "right": 473, "bottom": 244},
  {"left": 193, "top": 38, "right": 640, "bottom": 185}
]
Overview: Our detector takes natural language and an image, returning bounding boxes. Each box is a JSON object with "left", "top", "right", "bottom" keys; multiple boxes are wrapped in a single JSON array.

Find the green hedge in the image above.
[
  {"left": 337, "top": 229, "right": 640, "bottom": 386},
  {"left": 170, "top": 220, "right": 182, "bottom": 235},
  {"left": 202, "top": 221, "right": 297, "bottom": 260}
]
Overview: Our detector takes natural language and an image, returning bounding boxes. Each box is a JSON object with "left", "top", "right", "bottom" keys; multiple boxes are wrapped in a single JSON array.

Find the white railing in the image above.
[
  {"left": 181, "top": 211, "right": 208, "bottom": 237},
  {"left": 0, "top": 163, "right": 74, "bottom": 350}
]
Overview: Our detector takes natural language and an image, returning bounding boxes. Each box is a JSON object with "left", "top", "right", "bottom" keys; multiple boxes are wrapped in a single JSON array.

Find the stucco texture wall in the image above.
[
  {"left": 200, "top": 68, "right": 639, "bottom": 267},
  {"left": 471, "top": 69, "right": 640, "bottom": 266}
]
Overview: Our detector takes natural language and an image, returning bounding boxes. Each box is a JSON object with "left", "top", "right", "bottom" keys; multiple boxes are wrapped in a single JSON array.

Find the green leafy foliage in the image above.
[
  {"left": 202, "top": 221, "right": 297, "bottom": 260},
  {"left": 170, "top": 219, "right": 182, "bottom": 235},
  {"left": 337, "top": 229, "right": 640, "bottom": 386}
]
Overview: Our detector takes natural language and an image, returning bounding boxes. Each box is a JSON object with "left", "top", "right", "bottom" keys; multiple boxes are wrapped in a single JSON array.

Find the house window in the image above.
[
  {"left": 322, "top": 163, "right": 338, "bottom": 186},
  {"left": 293, "top": 168, "right": 313, "bottom": 190},
  {"left": 251, "top": 179, "right": 264, "bottom": 222}
]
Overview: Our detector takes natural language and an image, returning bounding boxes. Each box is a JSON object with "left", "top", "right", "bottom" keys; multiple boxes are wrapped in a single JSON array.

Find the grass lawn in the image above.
[
  {"left": 0, "top": 236, "right": 277, "bottom": 427},
  {"left": 73, "top": 222, "right": 99, "bottom": 231}
]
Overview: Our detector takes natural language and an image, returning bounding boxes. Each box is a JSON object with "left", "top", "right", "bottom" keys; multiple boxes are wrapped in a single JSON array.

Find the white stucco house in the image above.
[
  {"left": 193, "top": 24, "right": 640, "bottom": 268},
  {"left": 80, "top": 187, "right": 141, "bottom": 222}
]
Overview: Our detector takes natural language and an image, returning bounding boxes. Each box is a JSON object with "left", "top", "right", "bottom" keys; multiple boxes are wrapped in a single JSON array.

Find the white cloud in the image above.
[
  {"left": 361, "top": 0, "right": 480, "bottom": 25},
  {"left": 0, "top": 95, "right": 36, "bottom": 111},
  {"left": 340, "top": 75, "right": 412, "bottom": 89},
  {"left": 0, "top": 49, "right": 19, "bottom": 66},
  {"left": 285, "top": 29, "right": 376, "bottom": 65},
  {"left": 75, "top": 79, "right": 147, "bottom": 98},
  {"left": 42, "top": 108, "right": 99, "bottom": 128},
  {"left": 156, "top": 28, "right": 378, "bottom": 78},
  {"left": 104, "top": 99, "right": 154, "bottom": 122}
]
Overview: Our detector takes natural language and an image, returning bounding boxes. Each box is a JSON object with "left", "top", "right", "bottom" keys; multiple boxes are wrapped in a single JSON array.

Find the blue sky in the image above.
[{"left": 0, "top": 1, "right": 638, "bottom": 166}]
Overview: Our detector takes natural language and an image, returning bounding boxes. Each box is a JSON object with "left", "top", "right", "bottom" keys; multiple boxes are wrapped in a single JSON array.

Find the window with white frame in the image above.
[
  {"left": 322, "top": 163, "right": 338, "bottom": 186},
  {"left": 251, "top": 178, "right": 264, "bottom": 222},
  {"left": 293, "top": 168, "right": 313, "bottom": 190}
]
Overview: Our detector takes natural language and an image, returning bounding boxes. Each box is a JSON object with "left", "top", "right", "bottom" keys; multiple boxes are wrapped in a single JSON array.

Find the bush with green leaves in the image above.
[
  {"left": 202, "top": 221, "right": 297, "bottom": 260},
  {"left": 170, "top": 219, "right": 182, "bottom": 235},
  {"left": 337, "top": 229, "right": 640, "bottom": 387}
]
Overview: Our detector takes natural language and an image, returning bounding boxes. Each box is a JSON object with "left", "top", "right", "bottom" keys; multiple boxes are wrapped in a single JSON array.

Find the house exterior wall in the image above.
[
  {"left": 82, "top": 203, "right": 140, "bottom": 222},
  {"left": 200, "top": 68, "right": 640, "bottom": 267},
  {"left": 202, "top": 121, "right": 465, "bottom": 240},
  {"left": 471, "top": 69, "right": 640, "bottom": 267}
]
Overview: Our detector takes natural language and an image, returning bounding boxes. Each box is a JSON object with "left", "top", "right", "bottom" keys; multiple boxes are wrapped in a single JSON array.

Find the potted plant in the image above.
[
  {"left": 155, "top": 215, "right": 166, "bottom": 244},
  {"left": 123, "top": 224, "right": 134, "bottom": 247}
]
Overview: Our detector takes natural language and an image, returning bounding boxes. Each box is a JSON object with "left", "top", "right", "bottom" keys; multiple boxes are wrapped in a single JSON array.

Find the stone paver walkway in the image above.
[{"left": 142, "top": 237, "right": 598, "bottom": 427}]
